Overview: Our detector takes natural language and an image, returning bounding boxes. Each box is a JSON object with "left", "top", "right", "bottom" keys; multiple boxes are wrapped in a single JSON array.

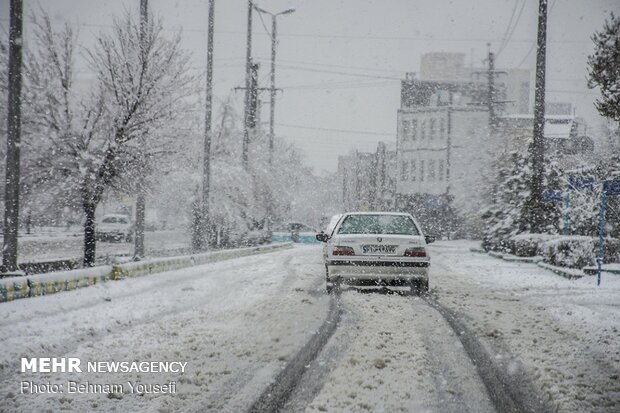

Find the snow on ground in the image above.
[
  {"left": 0, "top": 245, "right": 328, "bottom": 412},
  {"left": 3, "top": 240, "right": 619, "bottom": 412},
  {"left": 14, "top": 230, "right": 190, "bottom": 262},
  {"left": 430, "top": 240, "right": 620, "bottom": 412},
  {"left": 302, "top": 291, "right": 494, "bottom": 413}
]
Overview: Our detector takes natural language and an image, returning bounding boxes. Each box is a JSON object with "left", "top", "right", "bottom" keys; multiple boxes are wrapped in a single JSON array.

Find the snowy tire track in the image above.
[
  {"left": 422, "top": 294, "right": 557, "bottom": 413},
  {"left": 265, "top": 284, "right": 553, "bottom": 412},
  {"left": 247, "top": 294, "right": 341, "bottom": 413}
]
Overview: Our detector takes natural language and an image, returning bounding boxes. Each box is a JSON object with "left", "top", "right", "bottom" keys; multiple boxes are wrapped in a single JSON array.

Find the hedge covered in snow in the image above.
[{"left": 483, "top": 233, "right": 620, "bottom": 269}]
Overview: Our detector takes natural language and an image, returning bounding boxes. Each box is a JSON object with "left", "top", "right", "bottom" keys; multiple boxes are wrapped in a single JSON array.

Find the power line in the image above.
[
  {"left": 517, "top": 0, "right": 558, "bottom": 68},
  {"left": 276, "top": 64, "right": 402, "bottom": 80},
  {"left": 254, "top": 56, "right": 406, "bottom": 74},
  {"left": 497, "top": 0, "right": 527, "bottom": 57},
  {"left": 497, "top": 0, "right": 521, "bottom": 54},
  {"left": 0, "top": 17, "right": 593, "bottom": 45},
  {"left": 282, "top": 80, "right": 398, "bottom": 91},
  {"left": 276, "top": 122, "right": 394, "bottom": 137}
]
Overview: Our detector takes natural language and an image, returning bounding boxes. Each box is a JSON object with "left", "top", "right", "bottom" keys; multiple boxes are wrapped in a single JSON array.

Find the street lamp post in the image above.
[
  {"left": 252, "top": 4, "right": 295, "bottom": 165},
  {"left": 252, "top": 4, "right": 294, "bottom": 234}
]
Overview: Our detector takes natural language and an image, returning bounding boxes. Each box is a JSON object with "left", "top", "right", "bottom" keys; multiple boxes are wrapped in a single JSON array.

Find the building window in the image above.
[
  {"left": 420, "top": 160, "right": 425, "bottom": 182},
  {"left": 429, "top": 118, "right": 436, "bottom": 140},
  {"left": 420, "top": 120, "right": 426, "bottom": 140},
  {"left": 411, "top": 119, "right": 417, "bottom": 140},
  {"left": 429, "top": 159, "right": 436, "bottom": 181},
  {"left": 438, "top": 159, "right": 445, "bottom": 181},
  {"left": 402, "top": 120, "right": 411, "bottom": 142},
  {"left": 400, "top": 161, "right": 409, "bottom": 181},
  {"left": 410, "top": 160, "right": 416, "bottom": 181},
  {"left": 439, "top": 118, "right": 445, "bottom": 139}
]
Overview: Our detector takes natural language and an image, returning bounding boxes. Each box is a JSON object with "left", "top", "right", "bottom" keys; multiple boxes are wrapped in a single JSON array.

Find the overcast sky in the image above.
[{"left": 1, "top": 0, "right": 618, "bottom": 173}]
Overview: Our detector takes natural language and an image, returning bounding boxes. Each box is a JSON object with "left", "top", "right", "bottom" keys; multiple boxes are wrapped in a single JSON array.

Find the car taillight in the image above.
[
  {"left": 333, "top": 246, "right": 355, "bottom": 256},
  {"left": 404, "top": 247, "right": 426, "bottom": 257}
]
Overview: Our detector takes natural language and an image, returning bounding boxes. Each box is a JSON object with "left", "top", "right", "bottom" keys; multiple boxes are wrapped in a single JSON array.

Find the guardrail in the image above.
[{"left": 0, "top": 243, "right": 292, "bottom": 303}]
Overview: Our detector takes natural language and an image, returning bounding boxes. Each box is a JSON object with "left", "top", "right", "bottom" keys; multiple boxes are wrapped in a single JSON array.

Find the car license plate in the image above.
[{"left": 362, "top": 245, "right": 397, "bottom": 254}]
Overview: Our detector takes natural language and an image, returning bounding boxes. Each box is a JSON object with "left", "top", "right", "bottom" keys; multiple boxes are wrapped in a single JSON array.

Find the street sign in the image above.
[
  {"left": 597, "top": 179, "right": 620, "bottom": 286},
  {"left": 603, "top": 179, "right": 620, "bottom": 195},
  {"left": 543, "top": 190, "right": 562, "bottom": 202},
  {"left": 568, "top": 176, "right": 595, "bottom": 190}
]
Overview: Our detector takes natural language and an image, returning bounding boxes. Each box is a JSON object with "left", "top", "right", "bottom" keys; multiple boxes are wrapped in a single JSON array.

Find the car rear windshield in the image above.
[{"left": 337, "top": 215, "right": 419, "bottom": 235}]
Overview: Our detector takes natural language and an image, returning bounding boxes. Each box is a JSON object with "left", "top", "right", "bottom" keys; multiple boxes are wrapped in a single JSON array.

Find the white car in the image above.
[
  {"left": 96, "top": 214, "right": 134, "bottom": 243},
  {"left": 316, "top": 212, "right": 433, "bottom": 294}
]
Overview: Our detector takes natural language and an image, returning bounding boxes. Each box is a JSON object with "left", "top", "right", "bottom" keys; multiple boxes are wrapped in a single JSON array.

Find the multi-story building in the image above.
[
  {"left": 496, "top": 114, "right": 594, "bottom": 158},
  {"left": 337, "top": 142, "right": 397, "bottom": 212},
  {"left": 396, "top": 55, "right": 499, "bottom": 227}
]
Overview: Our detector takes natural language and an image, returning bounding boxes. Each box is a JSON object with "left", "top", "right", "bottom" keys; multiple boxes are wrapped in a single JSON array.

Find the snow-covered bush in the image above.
[
  {"left": 542, "top": 236, "right": 597, "bottom": 268},
  {"left": 509, "top": 233, "right": 559, "bottom": 257},
  {"left": 542, "top": 236, "right": 620, "bottom": 268}
]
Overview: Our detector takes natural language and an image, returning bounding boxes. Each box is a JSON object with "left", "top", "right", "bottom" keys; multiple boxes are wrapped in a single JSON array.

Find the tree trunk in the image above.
[
  {"left": 134, "top": 191, "right": 145, "bottom": 259},
  {"left": 83, "top": 201, "right": 97, "bottom": 267}
]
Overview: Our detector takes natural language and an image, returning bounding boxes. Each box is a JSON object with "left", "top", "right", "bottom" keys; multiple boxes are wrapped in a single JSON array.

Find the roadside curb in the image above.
[
  {"left": 0, "top": 243, "right": 292, "bottom": 303},
  {"left": 536, "top": 262, "right": 584, "bottom": 280},
  {"left": 583, "top": 266, "right": 620, "bottom": 276}
]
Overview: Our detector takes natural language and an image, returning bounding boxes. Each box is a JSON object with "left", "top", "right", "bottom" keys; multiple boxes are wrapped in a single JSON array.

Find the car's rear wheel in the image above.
[
  {"left": 419, "top": 279, "right": 429, "bottom": 294},
  {"left": 409, "top": 279, "right": 429, "bottom": 295},
  {"left": 325, "top": 265, "right": 333, "bottom": 294}
]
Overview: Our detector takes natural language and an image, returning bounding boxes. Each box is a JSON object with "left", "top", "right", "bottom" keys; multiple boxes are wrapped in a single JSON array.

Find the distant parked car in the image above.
[
  {"left": 272, "top": 222, "right": 319, "bottom": 244},
  {"left": 96, "top": 214, "right": 133, "bottom": 243},
  {"left": 316, "top": 212, "right": 434, "bottom": 294}
]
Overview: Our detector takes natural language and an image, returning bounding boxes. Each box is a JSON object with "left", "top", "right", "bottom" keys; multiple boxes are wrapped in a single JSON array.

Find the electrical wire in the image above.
[
  {"left": 497, "top": 0, "right": 521, "bottom": 54},
  {"left": 275, "top": 64, "right": 402, "bottom": 80},
  {"left": 497, "top": 0, "right": 527, "bottom": 58},
  {"left": 0, "top": 17, "right": 592, "bottom": 45},
  {"left": 254, "top": 57, "right": 406, "bottom": 74},
  {"left": 516, "top": 0, "right": 558, "bottom": 68},
  {"left": 276, "top": 122, "right": 394, "bottom": 137}
]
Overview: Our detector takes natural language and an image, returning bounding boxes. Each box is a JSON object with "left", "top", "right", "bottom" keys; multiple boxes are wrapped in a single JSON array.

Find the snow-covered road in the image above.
[
  {"left": 429, "top": 241, "right": 620, "bottom": 413},
  {"left": 1, "top": 241, "right": 619, "bottom": 412}
]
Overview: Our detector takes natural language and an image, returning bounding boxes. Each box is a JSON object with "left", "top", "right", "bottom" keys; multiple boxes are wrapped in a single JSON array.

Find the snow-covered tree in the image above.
[
  {"left": 481, "top": 152, "right": 530, "bottom": 250},
  {"left": 23, "top": 11, "right": 196, "bottom": 266},
  {"left": 588, "top": 12, "right": 620, "bottom": 126},
  {"left": 0, "top": 41, "right": 7, "bottom": 216},
  {"left": 481, "top": 151, "right": 563, "bottom": 251}
]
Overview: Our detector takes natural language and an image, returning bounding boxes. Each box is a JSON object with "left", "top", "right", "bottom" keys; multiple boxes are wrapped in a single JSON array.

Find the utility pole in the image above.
[
  {"left": 487, "top": 45, "right": 496, "bottom": 130},
  {"left": 268, "top": 15, "right": 277, "bottom": 166},
  {"left": 249, "top": 62, "right": 259, "bottom": 129},
  {"left": 2, "top": 0, "right": 23, "bottom": 274},
  {"left": 473, "top": 44, "right": 507, "bottom": 133},
  {"left": 242, "top": 0, "right": 253, "bottom": 169},
  {"left": 200, "top": 0, "right": 215, "bottom": 250},
  {"left": 524, "top": 0, "right": 548, "bottom": 233},
  {"left": 134, "top": 0, "right": 148, "bottom": 259}
]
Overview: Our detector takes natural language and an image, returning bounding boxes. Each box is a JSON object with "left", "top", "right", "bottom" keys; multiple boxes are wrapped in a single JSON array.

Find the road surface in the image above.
[{"left": 1, "top": 242, "right": 619, "bottom": 412}]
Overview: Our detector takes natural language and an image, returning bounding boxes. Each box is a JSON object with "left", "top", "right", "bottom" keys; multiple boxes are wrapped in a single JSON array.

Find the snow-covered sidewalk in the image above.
[
  {"left": 0, "top": 245, "right": 328, "bottom": 412},
  {"left": 430, "top": 240, "right": 620, "bottom": 412},
  {"left": 13, "top": 230, "right": 191, "bottom": 263}
]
